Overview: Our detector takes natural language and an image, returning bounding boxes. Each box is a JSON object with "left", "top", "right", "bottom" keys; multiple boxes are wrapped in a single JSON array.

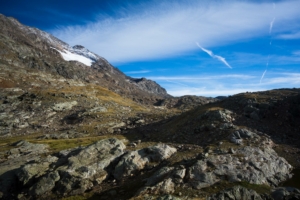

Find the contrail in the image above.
[
  {"left": 269, "top": 17, "right": 276, "bottom": 34},
  {"left": 196, "top": 42, "right": 232, "bottom": 69},
  {"left": 260, "top": 69, "right": 267, "bottom": 83},
  {"left": 262, "top": 3, "right": 275, "bottom": 84}
]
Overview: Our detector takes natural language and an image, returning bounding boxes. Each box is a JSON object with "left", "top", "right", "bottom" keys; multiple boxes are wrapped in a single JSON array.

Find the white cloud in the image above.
[
  {"left": 168, "top": 88, "right": 265, "bottom": 97},
  {"left": 277, "top": 31, "right": 300, "bottom": 39},
  {"left": 196, "top": 43, "right": 232, "bottom": 69},
  {"left": 293, "top": 51, "right": 300, "bottom": 56},
  {"left": 125, "top": 70, "right": 150, "bottom": 74},
  {"left": 147, "top": 74, "right": 255, "bottom": 82},
  {"left": 148, "top": 72, "right": 300, "bottom": 97},
  {"left": 51, "top": 0, "right": 300, "bottom": 64}
]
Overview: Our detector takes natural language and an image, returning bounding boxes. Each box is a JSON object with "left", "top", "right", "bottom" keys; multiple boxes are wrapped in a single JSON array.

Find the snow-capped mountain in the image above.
[
  {"left": 0, "top": 14, "right": 171, "bottom": 103},
  {"left": 7, "top": 15, "right": 104, "bottom": 67}
]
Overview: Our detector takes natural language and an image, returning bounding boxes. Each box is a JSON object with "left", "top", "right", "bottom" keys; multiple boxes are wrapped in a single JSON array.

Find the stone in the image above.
[
  {"left": 29, "top": 171, "right": 60, "bottom": 196},
  {"left": 56, "top": 138, "right": 126, "bottom": 195},
  {"left": 229, "top": 128, "right": 259, "bottom": 145},
  {"left": 11, "top": 138, "right": 126, "bottom": 197},
  {"left": 229, "top": 131, "right": 243, "bottom": 145},
  {"left": 113, "top": 144, "right": 176, "bottom": 180},
  {"left": 207, "top": 186, "right": 264, "bottom": 200},
  {"left": 203, "top": 109, "right": 233, "bottom": 123},
  {"left": 192, "top": 146, "right": 292, "bottom": 187},
  {"left": 137, "top": 178, "right": 175, "bottom": 196},
  {"left": 52, "top": 101, "right": 77, "bottom": 111},
  {"left": 135, "top": 119, "right": 145, "bottom": 124},
  {"left": 228, "top": 148, "right": 236, "bottom": 154},
  {"left": 145, "top": 167, "right": 175, "bottom": 186},
  {"left": 9, "top": 140, "right": 49, "bottom": 156},
  {"left": 237, "top": 129, "right": 256, "bottom": 138},
  {"left": 89, "top": 106, "right": 107, "bottom": 113},
  {"left": 16, "top": 155, "right": 58, "bottom": 186}
]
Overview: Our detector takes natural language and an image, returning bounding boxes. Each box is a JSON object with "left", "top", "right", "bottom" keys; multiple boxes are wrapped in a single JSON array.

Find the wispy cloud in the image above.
[
  {"left": 196, "top": 43, "right": 232, "bottom": 69},
  {"left": 147, "top": 72, "right": 300, "bottom": 97},
  {"left": 277, "top": 31, "right": 300, "bottom": 39},
  {"left": 168, "top": 88, "right": 265, "bottom": 97},
  {"left": 293, "top": 51, "right": 300, "bottom": 56},
  {"left": 52, "top": 0, "right": 300, "bottom": 64},
  {"left": 148, "top": 74, "right": 255, "bottom": 81},
  {"left": 125, "top": 70, "right": 150, "bottom": 74}
]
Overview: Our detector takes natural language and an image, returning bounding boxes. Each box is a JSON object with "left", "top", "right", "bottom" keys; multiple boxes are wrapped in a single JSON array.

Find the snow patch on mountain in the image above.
[
  {"left": 69, "top": 45, "right": 99, "bottom": 61},
  {"left": 52, "top": 47, "right": 94, "bottom": 66}
]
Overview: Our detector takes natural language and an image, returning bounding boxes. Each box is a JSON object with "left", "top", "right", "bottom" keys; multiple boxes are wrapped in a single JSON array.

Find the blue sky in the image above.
[{"left": 1, "top": 0, "right": 300, "bottom": 97}]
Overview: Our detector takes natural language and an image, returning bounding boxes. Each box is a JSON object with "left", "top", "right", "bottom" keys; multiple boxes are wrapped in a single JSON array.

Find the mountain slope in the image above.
[{"left": 0, "top": 14, "right": 171, "bottom": 105}]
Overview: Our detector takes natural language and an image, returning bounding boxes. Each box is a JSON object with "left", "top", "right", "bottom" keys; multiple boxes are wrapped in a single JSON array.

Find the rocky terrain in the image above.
[{"left": 0, "top": 14, "right": 300, "bottom": 200}]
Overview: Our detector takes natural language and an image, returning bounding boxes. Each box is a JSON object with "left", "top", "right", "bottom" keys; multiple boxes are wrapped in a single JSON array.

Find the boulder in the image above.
[
  {"left": 202, "top": 109, "right": 233, "bottom": 123},
  {"left": 8, "top": 140, "right": 49, "bottom": 157},
  {"left": 16, "top": 155, "right": 58, "bottom": 186},
  {"left": 187, "top": 146, "right": 292, "bottom": 188},
  {"left": 229, "top": 128, "right": 259, "bottom": 145},
  {"left": 29, "top": 171, "right": 60, "bottom": 196},
  {"left": 113, "top": 144, "right": 177, "bottom": 180},
  {"left": 56, "top": 138, "right": 126, "bottom": 195},
  {"left": 188, "top": 160, "right": 217, "bottom": 189}
]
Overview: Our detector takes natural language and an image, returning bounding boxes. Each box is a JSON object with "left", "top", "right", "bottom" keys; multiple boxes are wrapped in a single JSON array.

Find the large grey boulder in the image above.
[
  {"left": 207, "top": 186, "right": 264, "bottom": 200},
  {"left": 188, "top": 146, "right": 292, "bottom": 188},
  {"left": 0, "top": 141, "right": 51, "bottom": 198},
  {"left": 13, "top": 138, "right": 126, "bottom": 197},
  {"left": 16, "top": 155, "right": 58, "bottom": 186},
  {"left": 113, "top": 144, "right": 177, "bottom": 180},
  {"left": 56, "top": 138, "right": 126, "bottom": 195},
  {"left": 29, "top": 171, "right": 60, "bottom": 196}
]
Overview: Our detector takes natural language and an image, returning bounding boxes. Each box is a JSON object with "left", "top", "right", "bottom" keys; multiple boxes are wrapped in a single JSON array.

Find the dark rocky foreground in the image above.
[{"left": 1, "top": 104, "right": 300, "bottom": 199}]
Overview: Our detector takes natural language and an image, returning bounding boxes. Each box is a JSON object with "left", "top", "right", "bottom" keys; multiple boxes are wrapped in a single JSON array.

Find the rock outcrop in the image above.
[
  {"left": 12, "top": 138, "right": 126, "bottom": 197},
  {"left": 188, "top": 146, "right": 292, "bottom": 188},
  {"left": 113, "top": 144, "right": 177, "bottom": 180}
]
